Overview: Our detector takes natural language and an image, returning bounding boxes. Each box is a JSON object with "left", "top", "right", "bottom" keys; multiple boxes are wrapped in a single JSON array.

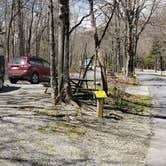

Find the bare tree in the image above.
[
  {"left": 56, "top": 0, "right": 71, "bottom": 103},
  {"left": 119, "top": 0, "right": 159, "bottom": 77},
  {"left": 26, "top": 0, "right": 35, "bottom": 55},
  {"left": 16, "top": 0, "right": 25, "bottom": 56},
  {"left": 49, "top": 0, "right": 58, "bottom": 99},
  {"left": 88, "top": 0, "right": 117, "bottom": 93}
]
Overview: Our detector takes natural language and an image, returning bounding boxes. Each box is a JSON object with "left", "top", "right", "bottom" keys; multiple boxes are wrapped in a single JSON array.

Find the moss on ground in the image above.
[
  {"left": 37, "top": 122, "right": 86, "bottom": 139},
  {"left": 48, "top": 147, "right": 56, "bottom": 154}
]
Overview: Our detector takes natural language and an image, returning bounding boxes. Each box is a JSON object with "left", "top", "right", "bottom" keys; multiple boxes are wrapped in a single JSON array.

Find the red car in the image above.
[{"left": 8, "top": 56, "right": 50, "bottom": 84}]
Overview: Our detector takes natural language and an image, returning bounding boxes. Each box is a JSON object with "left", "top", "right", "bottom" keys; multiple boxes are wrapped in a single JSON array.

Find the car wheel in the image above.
[
  {"left": 0, "top": 78, "right": 3, "bottom": 90},
  {"left": 31, "top": 73, "right": 39, "bottom": 84},
  {"left": 9, "top": 78, "right": 18, "bottom": 84}
]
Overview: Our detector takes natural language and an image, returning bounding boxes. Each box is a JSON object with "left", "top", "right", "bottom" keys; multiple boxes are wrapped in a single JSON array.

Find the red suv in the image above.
[{"left": 8, "top": 56, "right": 50, "bottom": 84}]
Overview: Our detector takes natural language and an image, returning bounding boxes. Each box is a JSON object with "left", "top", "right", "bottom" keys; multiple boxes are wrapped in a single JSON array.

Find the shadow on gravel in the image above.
[
  {"left": 152, "top": 114, "right": 166, "bottom": 120},
  {"left": 119, "top": 108, "right": 166, "bottom": 120},
  {"left": 0, "top": 157, "right": 44, "bottom": 166},
  {"left": 148, "top": 78, "right": 166, "bottom": 82},
  {"left": 144, "top": 84, "right": 166, "bottom": 87},
  {"left": 0, "top": 157, "right": 92, "bottom": 166},
  {"left": 0, "top": 86, "right": 20, "bottom": 93}
]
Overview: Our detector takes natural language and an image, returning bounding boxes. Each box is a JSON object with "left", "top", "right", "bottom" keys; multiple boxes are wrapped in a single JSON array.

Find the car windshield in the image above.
[{"left": 12, "top": 58, "right": 26, "bottom": 64}]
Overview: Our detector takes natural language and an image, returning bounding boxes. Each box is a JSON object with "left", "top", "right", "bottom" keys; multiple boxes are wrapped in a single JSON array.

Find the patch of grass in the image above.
[
  {"left": 53, "top": 122, "right": 86, "bottom": 138},
  {"left": 108, "top": 87, "right": 114, "bottom": 94},
  {"left": 139, "top": 96, "right": 152, "bottom": 106},
  {"left": 67, "top": 132, "right": 79, "bottom": 138},
  {"left": 37, "top": 122, "right": 86, "bottom": 139},
  {"left": 121, "top": 99, "right": 147, "bottom": 113},
  {"left": 67, "top": 127, "right": 86, "bottom": 138},
  {"left": 122, "top": 94, "right": 152, "bottom": 108},
  {"left": 79, "top": 152, "right": 88, "bottom": 158},
  {"left": 48, "top": 147, "right": 56, "bottom": 154},
  {"left": 51, "top": 122, "right": 74, "bottom": 134},
  {"left": 107, "top": 87, "right": 152, "bottom": 115},
  {"left": 38, "top": 128, "right": 49, "bottom": 135},
  {"left": 128, "top": 77, "right": 138, "bottom": 85}
]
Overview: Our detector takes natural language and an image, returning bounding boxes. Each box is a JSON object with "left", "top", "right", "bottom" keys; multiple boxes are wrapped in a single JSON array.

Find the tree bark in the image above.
[
  {"left": 88, "top": 0, "right": 99, "bottom": 89},
  {"left": 56, "top": 0, "right": 71, "bottom": 103},
  {"left": 49, "top": 0, "right": 58, "bottom": 99},
  {"left": 88, "top": 0, "right": 116, "bottom": 93},
  {"left": 57, "top": 0, "right": 65, "bottom": 100},
  {"left": 17, "top": 0, "right": 25, "bottom": 56},
  {"left": 64, "top": 0, "right": 71, "bottom": 101},
  {"left": 26, "top": 0, "right": 35, "bottom": 55},
  {"left": 128, "top": 23, "right": 134, "bottom": 77}
]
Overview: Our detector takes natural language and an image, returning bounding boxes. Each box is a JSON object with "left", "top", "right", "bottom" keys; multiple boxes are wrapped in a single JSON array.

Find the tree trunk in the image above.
[
  {"left": 6, "top": 0, "right": 15, "bottom": 62},
  {"left": 49, "top": 0, "right": 58, "bottom": 99},
  {"left": 26, "top": 0, "right": 35, "bottom": 55},
  {"left": 88, "top": 0, "right": 117, "bottom": 92},
  {"left": 128, "top": 24, "right": 134, "bottom": 77},
  {"left": 17, "top": 0, "right": 25, "bottom": 56},
  {"left": 98, "top": 49, "right": 108, "bottom": 93},
  {"left": 88, "top": 0, "right": 99, "bottom": 89},
  {"left": 57, "top": 0, "right": 65, "bottom": 100},
  {"left": 160, "top": 55, "right": 164, "bottom": 71},
  {"left": 64, "top": 0, "right": 71, "bottom": 101},
  {"left": 56, "top": 0, "right": 71, "bottom": 103}
]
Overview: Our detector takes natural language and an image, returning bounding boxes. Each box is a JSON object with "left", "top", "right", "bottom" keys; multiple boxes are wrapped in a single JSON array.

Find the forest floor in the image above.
[{"left": 0, "top": 77, "right": 152, "bottom": 166}]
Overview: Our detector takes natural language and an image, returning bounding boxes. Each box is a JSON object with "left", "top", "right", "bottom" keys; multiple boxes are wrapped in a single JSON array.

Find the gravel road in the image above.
[
  {"left": 137, "top": 71, "right": 166, "bottom": 165},
  {"left": 0, "top": 80, "right": 151, "bottom": 166}
]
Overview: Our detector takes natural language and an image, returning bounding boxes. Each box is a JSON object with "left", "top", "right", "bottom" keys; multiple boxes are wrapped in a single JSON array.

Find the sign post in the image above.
[{"left": 95, "top": 91, "right": 107, "bottom": 118}]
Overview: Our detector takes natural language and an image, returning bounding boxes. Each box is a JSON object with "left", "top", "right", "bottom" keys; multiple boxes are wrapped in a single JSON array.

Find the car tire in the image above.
[
  {"left": 9, "top": 78, "right": 18, "bottom": 84},
  {"left": 31, "top": 72, "right": 39, "bottom": 84}
]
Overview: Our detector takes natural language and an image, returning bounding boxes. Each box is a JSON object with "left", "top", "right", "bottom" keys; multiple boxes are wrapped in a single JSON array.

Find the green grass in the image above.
[
  {"left": 37, "top": 122, "right": 86, "bottom": 139},
  {"left": 107, "top": 87, "right": 152, "bottom": 115},
  {"left": 121, "top": 98, "right": 151, "bottom": 114},
  {"left": 48, "top": 147, "right": 56, "bottom": 154},
  {"left": 38, "top": 128, "right": 49, "bottom": 135},
  {"left": 139, "top": 95, "right": 152, "bottom": 106}
]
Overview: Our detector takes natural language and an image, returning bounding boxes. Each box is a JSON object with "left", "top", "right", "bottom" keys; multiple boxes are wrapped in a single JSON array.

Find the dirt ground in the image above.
[{"left": 0, "top": 81, "right": 152, "bottom": 166}]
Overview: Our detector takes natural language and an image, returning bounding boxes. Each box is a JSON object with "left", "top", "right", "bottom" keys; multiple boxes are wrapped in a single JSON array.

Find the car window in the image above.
[
  {"left": 43, "top": 61, "right": 50, "bottom": 68},
  {"left": 12, "top": 58, "right": 26, "bottom": 64},
  {"left": 30, "top": 58, "right": 43, "bottom": 66},
  {"left": 29, "top": 59, "right": 36, "bottom": 65}
]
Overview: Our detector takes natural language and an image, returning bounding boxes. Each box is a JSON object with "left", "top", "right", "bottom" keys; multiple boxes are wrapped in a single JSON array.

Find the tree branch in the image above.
[
  {"left": 69, "top": 13, "right": 91, "bottom": 35},
  {"left": 98, "top": 0, "right": 117, "bottom": 47}
]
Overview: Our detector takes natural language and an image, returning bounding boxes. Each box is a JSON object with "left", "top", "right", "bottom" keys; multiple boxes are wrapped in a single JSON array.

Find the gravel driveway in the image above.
[{"left": 0, "top": 81, "right": 152, "bottom": 166}]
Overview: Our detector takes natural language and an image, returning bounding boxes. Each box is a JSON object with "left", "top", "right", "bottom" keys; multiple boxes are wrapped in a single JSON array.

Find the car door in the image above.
[
  {"left": 42, "top": 60, "right": 50, "bottom": 81},
  {"left": 29, "top": 58, "right": 44, "bottom": 79}
]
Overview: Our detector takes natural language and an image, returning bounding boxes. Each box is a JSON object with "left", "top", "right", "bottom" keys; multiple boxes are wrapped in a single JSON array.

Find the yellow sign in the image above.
[{"left": 95, "top": 91, "right": 107, "bottom": 98}]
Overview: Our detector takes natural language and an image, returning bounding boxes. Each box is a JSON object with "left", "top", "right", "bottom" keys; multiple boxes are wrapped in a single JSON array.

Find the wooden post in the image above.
[
  {"left": 95, "top": 91, "right": 107, "bottom": 118},
  {"left": 97, "top": 98, "right": 104, "bottom": 118}
]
